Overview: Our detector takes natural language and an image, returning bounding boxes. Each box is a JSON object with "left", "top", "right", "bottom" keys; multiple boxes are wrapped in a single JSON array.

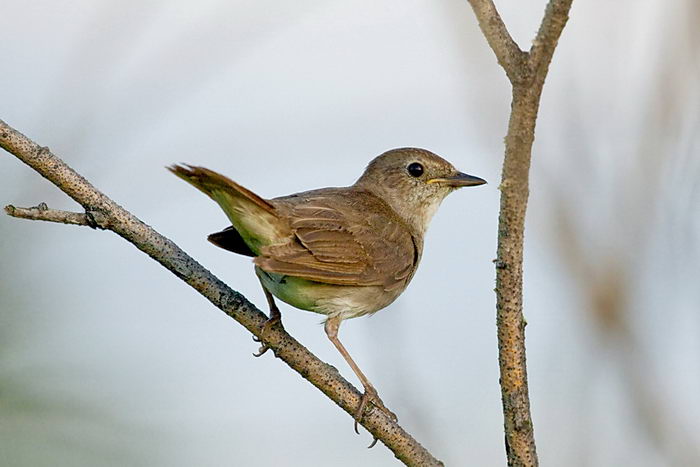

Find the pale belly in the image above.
[{"left": 255, "top": 267, "right": 402, "bottom": 320}]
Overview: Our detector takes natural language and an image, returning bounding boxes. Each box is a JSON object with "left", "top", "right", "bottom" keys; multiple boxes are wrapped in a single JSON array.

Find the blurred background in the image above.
[{"left": 1, "top": 1, "right": 698, "bottom": 465}]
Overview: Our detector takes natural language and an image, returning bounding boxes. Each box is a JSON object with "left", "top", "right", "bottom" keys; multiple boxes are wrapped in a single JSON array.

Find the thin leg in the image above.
[
  {"left": 262, "top": 285, "right": 282, "bottom": 322},
  {"left": 253, "top": 279, "right": 283, "bottom": 357},
  {"left": 324, "top": 316, "right": 397, "bottom": 433}
]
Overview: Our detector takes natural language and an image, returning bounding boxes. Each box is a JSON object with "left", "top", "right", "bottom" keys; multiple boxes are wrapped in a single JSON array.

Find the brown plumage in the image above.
[
  {"left": 169, "top": 147, "right": 486, "bottom": 428},
  {"left": 258, "top": 188, "right": 418, "bottom": 290}
]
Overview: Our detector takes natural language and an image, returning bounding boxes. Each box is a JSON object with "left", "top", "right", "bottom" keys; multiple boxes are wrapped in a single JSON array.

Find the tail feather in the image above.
[
  {"left": 168, "top": 164, "right": 275, "bottom": 212},
  {"left": 168, "top": 164, "right": 288, "bottom": 255}
]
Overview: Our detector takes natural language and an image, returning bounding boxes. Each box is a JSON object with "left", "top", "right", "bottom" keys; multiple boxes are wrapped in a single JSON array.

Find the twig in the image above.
[
  {"left": 467, "top": 1, "right": 573, "bottom": 466},
  {"left": 466, "top": 0, "right": 529, "bottom": 84},
  {"left": 0, "top": 119, "right": 443, "bottom": 467},
  {"left": 5, "top": 203, "right": 108, "bottom": 228},
  {"left": 529, "top": 0, "right": 574, "bottom": 77}
]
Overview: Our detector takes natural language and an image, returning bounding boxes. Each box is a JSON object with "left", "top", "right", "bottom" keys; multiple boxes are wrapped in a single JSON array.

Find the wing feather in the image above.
[{"left": 254, "top": 191, "right": 417, "bottom": 289}]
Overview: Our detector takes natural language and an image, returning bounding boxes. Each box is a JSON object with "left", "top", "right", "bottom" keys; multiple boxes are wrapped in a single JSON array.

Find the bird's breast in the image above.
[{"left": 256, "top": 267, "right": 407, "bottom": 320}]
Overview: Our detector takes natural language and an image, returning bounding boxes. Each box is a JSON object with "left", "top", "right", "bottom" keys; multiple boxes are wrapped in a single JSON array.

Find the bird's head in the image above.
[{"left": 354, "top": 148, "right": 486, "bottom": 234}]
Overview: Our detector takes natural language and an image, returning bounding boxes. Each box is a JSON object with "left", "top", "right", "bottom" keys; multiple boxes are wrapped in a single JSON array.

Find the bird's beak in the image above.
[{"left": 428, "top": 172, "right": 487, "bottom": 187}]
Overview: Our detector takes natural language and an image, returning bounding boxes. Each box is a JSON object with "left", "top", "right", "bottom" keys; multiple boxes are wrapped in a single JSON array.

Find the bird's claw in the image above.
[
  {"left": 353, "top": 386, "right": 398, "bottom": 436},
  {"left": 251, "top": 314, "right": 282, "bottom": 358},
  {"left": 252, "top": 342, "right": 270, "bottom": 357}
]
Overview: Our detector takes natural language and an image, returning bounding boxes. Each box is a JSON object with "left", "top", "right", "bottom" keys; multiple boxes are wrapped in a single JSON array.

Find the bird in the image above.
[{"left": 169, "top": 147, "right": 486, "bottom": 429}]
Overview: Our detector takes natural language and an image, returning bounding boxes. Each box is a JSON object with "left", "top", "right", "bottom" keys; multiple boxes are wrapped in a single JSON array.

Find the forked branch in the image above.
[{"left": 466, "top": 1, "right": 573, "bottom": 466}]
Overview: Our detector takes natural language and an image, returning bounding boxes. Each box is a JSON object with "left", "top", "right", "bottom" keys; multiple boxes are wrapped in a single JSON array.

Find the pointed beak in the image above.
[{"left": 428, "top": 172, "right": 487, "bottom": 187}]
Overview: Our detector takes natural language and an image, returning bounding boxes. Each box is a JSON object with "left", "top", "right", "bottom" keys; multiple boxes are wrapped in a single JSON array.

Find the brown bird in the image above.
[{"left": 169, "top": 148, "right": 485, "bottom": 428}]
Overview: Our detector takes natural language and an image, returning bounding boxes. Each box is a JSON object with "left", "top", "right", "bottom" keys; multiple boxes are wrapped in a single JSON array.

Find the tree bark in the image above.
[{"left": 466, "top": 1, "right": 574, "bottom": 465}]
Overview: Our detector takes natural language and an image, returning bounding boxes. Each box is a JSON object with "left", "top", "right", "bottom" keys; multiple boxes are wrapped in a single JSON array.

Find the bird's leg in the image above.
[
  {"left": 252, "top": 282, "right": 283, "bottom": 357},
  {"left": 324, "top": 316, "right": 397, "bottom": 433}
]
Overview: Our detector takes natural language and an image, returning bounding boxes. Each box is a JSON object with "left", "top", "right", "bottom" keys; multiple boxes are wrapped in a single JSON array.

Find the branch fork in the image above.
[{"left": 467, "top": 1, "right": 573, "bottom": 466}]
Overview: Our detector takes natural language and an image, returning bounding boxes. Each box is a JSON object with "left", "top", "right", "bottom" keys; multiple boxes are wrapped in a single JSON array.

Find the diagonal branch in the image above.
[
  {"left": 466, "top": 0, "right": 530, "bottom": 84},
  {"left": 529, "top": 0, "right": 574, "bottom": 78},
  {"left": 0, "top": 119, "right": 443, "bottom": 467}
]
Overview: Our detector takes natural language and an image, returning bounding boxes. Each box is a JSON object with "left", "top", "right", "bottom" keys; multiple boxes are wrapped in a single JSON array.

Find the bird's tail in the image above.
[{"left": 168, "top": 164, "right": 288, "bottom": 256}]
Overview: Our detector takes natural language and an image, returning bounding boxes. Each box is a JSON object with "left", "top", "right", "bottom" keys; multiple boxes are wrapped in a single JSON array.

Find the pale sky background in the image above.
[{"left": 1, "top": 1, "right": 698, "bottom": 466}]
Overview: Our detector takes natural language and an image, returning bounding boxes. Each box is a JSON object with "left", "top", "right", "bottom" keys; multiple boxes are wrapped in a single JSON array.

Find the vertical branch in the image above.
[
  {"left": 467, "top": 1, "right": 573, "bottom": 466},
  {"left": 493, "top": 85, "right": 540, "bottom": 467}
]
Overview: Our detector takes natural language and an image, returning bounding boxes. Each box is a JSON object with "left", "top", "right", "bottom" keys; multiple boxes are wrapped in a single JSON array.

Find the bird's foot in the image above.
[
  {"left": 252, "top": 313, "right": 282, "bottom": 357},
  {"left": 353, "top": 386, "right": 398, "bottom": 435}
]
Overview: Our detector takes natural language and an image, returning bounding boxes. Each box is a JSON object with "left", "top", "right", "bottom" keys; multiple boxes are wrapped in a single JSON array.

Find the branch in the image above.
[
  {"left": 0, "top": 119, "right": 443, "bottom": 467},
  {"left": 466, "top": 0, "right": 529, "bottom": 83},
  {"left": 529, "top": 0, "right": 574, "bottom": 78},
  {"left": 5, "top": 203, "right": 109, "bottom": 227},
  {"left": 468, "top": 1, "right": 573, "bottom": 466}
]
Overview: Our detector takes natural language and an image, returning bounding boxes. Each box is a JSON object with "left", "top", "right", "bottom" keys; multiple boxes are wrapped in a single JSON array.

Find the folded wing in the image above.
[{"left": 255, "top": 191, "right": 418, "bottom": 291}]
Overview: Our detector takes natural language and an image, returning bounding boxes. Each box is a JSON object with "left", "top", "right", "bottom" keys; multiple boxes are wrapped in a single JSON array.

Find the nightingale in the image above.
[{"left": 169, "top": 147, "right": 485, "bottom": 428}]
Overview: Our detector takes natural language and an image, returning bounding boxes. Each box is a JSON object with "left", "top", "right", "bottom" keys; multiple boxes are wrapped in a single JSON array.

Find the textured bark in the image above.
[
  {"left": 0, "top": 120, "right": 443, "bottom": 467},
  {"left": 466, "top": 1, "right": 574, "bottom": 466}
]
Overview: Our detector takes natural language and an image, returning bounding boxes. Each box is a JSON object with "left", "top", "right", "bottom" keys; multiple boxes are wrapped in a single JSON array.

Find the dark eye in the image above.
[{"left": 407, "top": 162, "right": 424, "bottom": 177}]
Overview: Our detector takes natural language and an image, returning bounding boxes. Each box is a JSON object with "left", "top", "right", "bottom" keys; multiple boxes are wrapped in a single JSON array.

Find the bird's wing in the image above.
[{"left": 255, "top": 192, "right": 417, "bottom": 290}]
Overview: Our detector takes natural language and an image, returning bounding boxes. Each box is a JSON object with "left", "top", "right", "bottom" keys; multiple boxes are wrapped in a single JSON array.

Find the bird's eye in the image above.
[{"left": 407, "top": 162, "right": 424, "bottom": 177}]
